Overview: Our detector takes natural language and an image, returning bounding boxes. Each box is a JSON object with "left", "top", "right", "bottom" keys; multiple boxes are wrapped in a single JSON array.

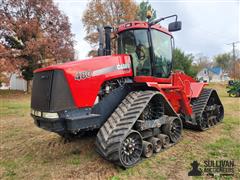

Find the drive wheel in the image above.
[
  {"left": 198, "top": 110, "right": 209, "bottom": 130},
  {"left": 216, "top": 105, "right": 224, "bottom": 122},
  {"left": 162, "top": 117, "right": 182, "bottom": 143},
  {"left": 198, "top": 118, "right": 208, "bottom": 130},
  {"left": 140, "top": 99, "right": 164, "bottom": 120},
  {"left": 119, "top": 130, "right": 143, "bottom": 168}
]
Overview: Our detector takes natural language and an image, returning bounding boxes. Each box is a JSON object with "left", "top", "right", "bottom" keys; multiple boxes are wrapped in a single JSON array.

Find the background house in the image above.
[
  {"left": 0, "top": 73, "right": 27, "bottom": 91},
  {"left": 197, "top": 68, "right": 209, "bottom": 82},
  {"left": 10, "top": 73, "right": 27, "bottom": 91},
  {"left": 197, "top": 66, "right": 230, "bottom": 82}
]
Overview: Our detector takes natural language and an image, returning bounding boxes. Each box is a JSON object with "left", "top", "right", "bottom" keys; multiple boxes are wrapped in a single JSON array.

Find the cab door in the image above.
[
  {"left": 117, "top": 29, "right": 152, "bottom": 77},
  {"left": 151, "top": 29, "right": 173, "bottom": 78}
]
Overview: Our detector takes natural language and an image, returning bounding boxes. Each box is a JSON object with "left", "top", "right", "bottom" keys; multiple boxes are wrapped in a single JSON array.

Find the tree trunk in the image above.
[{"left": 26, "top": 80, "right": 32, "bottom": 93}]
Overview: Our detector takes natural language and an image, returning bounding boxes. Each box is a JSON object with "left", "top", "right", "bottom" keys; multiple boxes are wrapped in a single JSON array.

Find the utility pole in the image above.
[{"left": 226, "top": 41, "right": 240, "bottom": 80}]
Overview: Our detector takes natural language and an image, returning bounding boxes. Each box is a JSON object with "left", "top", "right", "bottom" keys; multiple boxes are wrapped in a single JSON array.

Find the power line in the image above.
[{"left": 226, "top": 41, "right": 240, "bottom": 80}]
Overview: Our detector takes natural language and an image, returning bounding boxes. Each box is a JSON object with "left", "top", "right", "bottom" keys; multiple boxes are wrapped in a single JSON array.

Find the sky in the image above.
[{"left": 54, "top": 0, "right": 240, "bottom": 60}]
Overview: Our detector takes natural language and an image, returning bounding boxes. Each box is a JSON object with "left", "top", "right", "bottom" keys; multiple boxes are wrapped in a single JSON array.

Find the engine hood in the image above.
[
  {"left": 34, "top": 54, "right": 131, "bottom": 73},
  {"left": 33, "top": 54, "right": 133, "bottom": 108}
]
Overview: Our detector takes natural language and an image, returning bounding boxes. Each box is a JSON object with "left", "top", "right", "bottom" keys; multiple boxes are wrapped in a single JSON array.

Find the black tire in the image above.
[
  {"left": 157, "top": 134, "right": 170, "bottom": 148},
  {"left": 162, "top": 117, "right": 182, "bottom": 143},
  {"left": 198, "top": 109, "right": 210, "bottom": 130},
  {"left": 148, "top": 137, "right": 162, "bottom": 153},
  {"left": 142, "top": 141, "right": 153, "bottom": 158},
  {"left": 119, "top": 130, "right": 143, "bottom": 167}
]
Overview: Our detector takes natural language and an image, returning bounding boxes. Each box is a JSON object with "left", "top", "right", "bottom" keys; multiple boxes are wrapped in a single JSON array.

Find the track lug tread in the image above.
[
  {"left": 95, "top": 91, "right": 159, "bottom": 168},
  {"left": 191, "top": 88, "right": 224, "bottom": 130}
]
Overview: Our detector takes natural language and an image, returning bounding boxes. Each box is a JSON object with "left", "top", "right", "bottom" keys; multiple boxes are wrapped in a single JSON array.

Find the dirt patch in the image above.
[{"left": 0, "top": 90, "right": 29, "bottom": 99}]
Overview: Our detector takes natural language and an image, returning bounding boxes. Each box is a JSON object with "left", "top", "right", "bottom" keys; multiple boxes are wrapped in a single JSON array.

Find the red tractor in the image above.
[{"left": 31, "top": 15, "right": 224, "bottom": 168}]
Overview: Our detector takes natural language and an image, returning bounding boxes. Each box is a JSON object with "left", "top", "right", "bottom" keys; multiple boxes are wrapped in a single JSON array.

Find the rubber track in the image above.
[
  {"left": 192, "top": 88, "right": 223, "bottom": 130},
  {"left": 95, "top": 91, "right": 159, "bottom": 166}
]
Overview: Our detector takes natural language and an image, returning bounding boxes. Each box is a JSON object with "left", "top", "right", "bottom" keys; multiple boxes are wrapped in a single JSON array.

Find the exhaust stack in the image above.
[
  {"left": 97, "top": 26, "right": 104, "bottom": 56},
  {"left": 104, "top": 26, "right": 112, "bottom": 55}
]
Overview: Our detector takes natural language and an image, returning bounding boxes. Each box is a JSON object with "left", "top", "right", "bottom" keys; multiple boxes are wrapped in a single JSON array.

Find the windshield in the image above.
[
  {"left": 151, "top": 29, "right": 172, "bottom": 78},
  {"left": 117, "top": 28, "right": 172, "bottom": 78}
]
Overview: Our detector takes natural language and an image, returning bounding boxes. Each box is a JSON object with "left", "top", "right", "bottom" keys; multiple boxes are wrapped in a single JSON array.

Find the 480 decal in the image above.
[
  {"left": 75, "top": 63, "right": 131, "bottom": 80},
  {"left": 75, "top": 71, "right": 92, "bottom": 80}
]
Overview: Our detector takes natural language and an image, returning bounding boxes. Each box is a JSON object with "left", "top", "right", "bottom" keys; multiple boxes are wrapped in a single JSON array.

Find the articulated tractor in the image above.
[{"left": 31, "top": 14, "right": 224, "bottom": 168}]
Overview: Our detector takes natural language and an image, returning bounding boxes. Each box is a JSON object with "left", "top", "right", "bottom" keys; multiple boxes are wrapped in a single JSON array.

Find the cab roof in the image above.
[{"left": 117, "top": 21, "right": 172, "bottom": 36}]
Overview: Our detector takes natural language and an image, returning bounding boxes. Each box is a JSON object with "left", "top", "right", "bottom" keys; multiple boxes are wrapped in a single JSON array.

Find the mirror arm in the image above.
[
  {"left": 149, "top": 14, "right": 178, "bottom": 26},
  {"left": 171, "top": 37, "right": 175, "bottom": 49}
]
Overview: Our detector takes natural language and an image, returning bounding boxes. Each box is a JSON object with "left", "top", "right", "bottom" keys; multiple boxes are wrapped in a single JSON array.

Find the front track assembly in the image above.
[{"left": 95, "top": 91, "right": 182, "bottom": 168}]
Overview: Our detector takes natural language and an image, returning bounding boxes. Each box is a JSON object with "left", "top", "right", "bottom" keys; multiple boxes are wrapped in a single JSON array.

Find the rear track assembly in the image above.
[{"left": 192, "top": 88, "right": 224, "bottom": 130}]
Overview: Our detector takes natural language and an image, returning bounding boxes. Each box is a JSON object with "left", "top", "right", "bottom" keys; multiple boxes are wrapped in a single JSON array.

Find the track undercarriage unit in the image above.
[
  {"left": 95, "top": 91, "right": 183, "bottom": 168},
  {"left": 191, "top": 88, "right": 224, "bottom": 130},
  {"left": 95, "top": 89, "right": 224, "bottom": 168}
]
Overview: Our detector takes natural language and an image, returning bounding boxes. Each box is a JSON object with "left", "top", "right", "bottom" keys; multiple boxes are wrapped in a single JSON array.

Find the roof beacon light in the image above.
[{"left": 146, "top": 10, "right": 152, "bottom": 20}]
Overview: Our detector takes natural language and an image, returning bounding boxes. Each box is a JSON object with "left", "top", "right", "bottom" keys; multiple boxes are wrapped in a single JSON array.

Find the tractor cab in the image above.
[
  {"left": 98, "top": 14, "right": 182, "bottom": 79},
  {"left": 117, "top": 22, "right": 174, "bottom": 78},
  {"left": 116, "top": 15, "right": 181, "bottom": 79}
]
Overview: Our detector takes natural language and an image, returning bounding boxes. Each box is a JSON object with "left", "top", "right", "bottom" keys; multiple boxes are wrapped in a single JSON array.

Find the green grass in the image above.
[
  {"left": 1, "top": 128, "right": 21, "bottom": 139},
  {"left": 0, "top": 90, "right": 25, "bottom": 95},
  {"left": 110, "top": 176, "right": 121, "bottom": 180},
  {"left": 68, "top": 154, "right": 82, "bottom": 165},
  {"left": 0, "top": 99, "right": 30, "bottom": 116},
  {"left": 0, "top": 160, "right": 17, "bottom": 178},
  {"left": 146, "top": 169, "right": 166, "bottom": 180},
  {"left": 222, "top": 116, "right": 240, "bottom": 133},
  {"left": 205, "top": 138, "right": 240, "bottom": 159},
  {"left": 66, "top": 148, "right": 97, "bottom": 165}
]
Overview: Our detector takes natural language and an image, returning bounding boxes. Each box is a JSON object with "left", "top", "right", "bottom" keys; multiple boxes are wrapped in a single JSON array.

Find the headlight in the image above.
[
  {"left": 34, "top": 110, "right": 41, "bottom": 117},
  {"left": 42, "top": 112, "right": 59, "bottom": 119}
]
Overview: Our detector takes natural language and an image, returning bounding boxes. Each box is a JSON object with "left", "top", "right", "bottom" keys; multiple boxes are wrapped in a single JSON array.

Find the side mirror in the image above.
[{"left": 168, "top": 21, "right": 182, "bottom": 32}]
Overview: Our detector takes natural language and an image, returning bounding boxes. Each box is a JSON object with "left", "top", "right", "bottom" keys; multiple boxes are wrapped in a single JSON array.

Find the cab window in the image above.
[
  {"left": 117, "top": 29, "right": 151, "bottom": 76},
  {"left": 151, "top": 29, "right": 172, "bottom": 78}
]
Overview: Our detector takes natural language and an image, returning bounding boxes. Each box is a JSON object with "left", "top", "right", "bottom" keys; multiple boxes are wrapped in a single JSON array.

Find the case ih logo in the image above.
[
  {"left": 75, "top": 71, "right": 92, "bottom": 80},
  {"left": 117, "top": 63, "right": 130, "bottom": 70}
]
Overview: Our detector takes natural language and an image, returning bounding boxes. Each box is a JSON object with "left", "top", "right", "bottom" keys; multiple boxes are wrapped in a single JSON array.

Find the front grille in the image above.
[
  {"left": 31, "top": 71, "right": 53, "bottom": 111},
  {"left": 31, "top": 70, "right": 75, "bottom": 112}
]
